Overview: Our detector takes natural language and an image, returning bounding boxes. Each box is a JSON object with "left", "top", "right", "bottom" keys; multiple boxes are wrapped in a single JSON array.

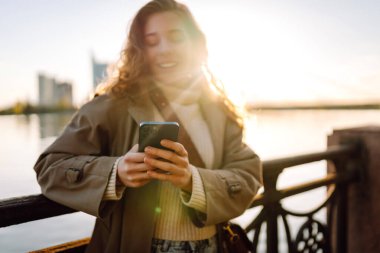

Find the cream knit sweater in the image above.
[{"left": 151, "top": 101, "right": 216, "bottom": 240}]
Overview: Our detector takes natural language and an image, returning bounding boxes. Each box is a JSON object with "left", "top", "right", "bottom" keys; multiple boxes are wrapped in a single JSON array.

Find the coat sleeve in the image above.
[
  {"left": 34, "top": 100, "right": 120, "bottom": 218},
  {"left": 197, "top": 118, "right": 263, "bottom": 226}
]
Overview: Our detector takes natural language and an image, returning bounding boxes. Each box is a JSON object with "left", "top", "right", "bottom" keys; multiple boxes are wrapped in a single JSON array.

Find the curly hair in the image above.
[{"left": 98, "top": 0, "right": 243, "bottom": 126}]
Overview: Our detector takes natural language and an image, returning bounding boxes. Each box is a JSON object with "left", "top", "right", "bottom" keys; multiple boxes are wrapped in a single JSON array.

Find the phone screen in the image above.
[{"left": 138, "top": 122, "right": 179, "bottom": 152}]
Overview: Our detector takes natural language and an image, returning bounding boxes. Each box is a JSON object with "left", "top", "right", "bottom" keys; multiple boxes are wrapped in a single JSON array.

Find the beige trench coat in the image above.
[{"left": 34, "top": 90, "right": 262, "bottom": 253}]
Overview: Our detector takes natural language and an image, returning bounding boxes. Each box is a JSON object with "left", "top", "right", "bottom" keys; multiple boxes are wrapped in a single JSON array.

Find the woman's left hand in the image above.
[{"left": 144, "top": 139, "right": 192, "bottom": 192}]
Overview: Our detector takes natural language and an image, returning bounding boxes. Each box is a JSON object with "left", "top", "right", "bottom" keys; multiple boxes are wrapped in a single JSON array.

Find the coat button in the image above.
[
  {"left": 65, "top": 168, "right": 83, "bottom": 183},
  {"left": 228, "top": 183, "right": 242, "bottom": 196}
]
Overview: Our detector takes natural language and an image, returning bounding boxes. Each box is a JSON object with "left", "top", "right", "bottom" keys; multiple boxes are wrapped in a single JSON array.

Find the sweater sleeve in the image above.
[
  {"left": 103, "top": 157, "right": 126, "bottom": 200},
  {"left": 180, "top": 165, "right": 206, "bottom": 212}
]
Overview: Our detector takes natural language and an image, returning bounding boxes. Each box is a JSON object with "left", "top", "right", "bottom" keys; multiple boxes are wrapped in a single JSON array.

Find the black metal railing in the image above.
[
  {"left": 246, "top": 142, "right": 363, "bottom": 253},
  {"left": 0, "top": 143, "right": 364, "bottom": 253}
]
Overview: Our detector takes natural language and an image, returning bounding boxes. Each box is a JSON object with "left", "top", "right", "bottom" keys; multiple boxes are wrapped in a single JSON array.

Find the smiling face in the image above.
[{"left": 143, "top": 11, "right": 195, "bottom": 86}]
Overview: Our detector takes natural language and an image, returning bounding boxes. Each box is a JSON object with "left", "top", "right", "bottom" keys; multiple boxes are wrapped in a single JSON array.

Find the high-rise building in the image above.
[
  {"left": 38, "top": 73, "right": 73, "bottom": 108},
  {"left": 91, "top": 54, "right": 108, "bottom": 90},
  {"left": 38, "top": 74, "right": 56, "bottom": 107},
  {"left": 55, "top": 82, "right": 73, "bottom": 108}
]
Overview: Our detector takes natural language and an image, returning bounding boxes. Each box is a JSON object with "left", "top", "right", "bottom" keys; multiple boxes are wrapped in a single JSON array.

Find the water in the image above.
[{"left": 1, "top": 110, "right": 380, "bottom": 252}]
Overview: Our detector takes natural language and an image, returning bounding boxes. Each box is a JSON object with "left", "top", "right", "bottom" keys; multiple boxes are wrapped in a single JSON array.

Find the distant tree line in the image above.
[
  {"left": 246, "top": 103, "right": 380, "bottom": 111},
  {"left": 0, "top": 101, "right": 76, "bottom": 115}
]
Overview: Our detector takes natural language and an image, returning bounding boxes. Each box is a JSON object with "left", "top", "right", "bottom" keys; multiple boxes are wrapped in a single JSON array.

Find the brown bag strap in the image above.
[{"left": 149, "top": 84, "right": 205, "bottom": 168}]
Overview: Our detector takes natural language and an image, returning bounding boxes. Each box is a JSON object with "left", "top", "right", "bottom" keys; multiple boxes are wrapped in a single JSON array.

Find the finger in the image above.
[
  {"left": 144, "top": 157, "right": 177, "bottom": 173},
  {"left": 144, "top": 153, "right": 159, "bottom": 159},
  {"left": 120, "top": 161, "right": 149, "bottom": 172},
  {"left": 128, "top": 179, "right": 151, "bottom": 188},
  {"left": 130, "top": 144, "right": 139, "bottom": 152},
  {"left": 147, "top": 169, "right": 172, "bottom": 181},
  {"left": 123, "top": 152, "right": 145, "bottom": 163},
  {"left": 160, "top": 140, "right": 188, "bottom": 157},
  {"left": 144, "top": 147, "right": 183, "bottom": 165},
  {"left": 125, "top": 171, "right": 151, "bottom": 182}
]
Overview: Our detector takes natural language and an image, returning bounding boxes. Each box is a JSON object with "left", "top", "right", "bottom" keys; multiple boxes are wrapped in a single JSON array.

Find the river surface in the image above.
[{"left": 1, "top": 110, "right": 380, "bottom": 252}]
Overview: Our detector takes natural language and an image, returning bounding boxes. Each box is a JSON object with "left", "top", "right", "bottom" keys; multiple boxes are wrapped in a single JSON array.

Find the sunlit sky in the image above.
[{"left": 1, "top": 0, "right": 379, "bottom": 108}]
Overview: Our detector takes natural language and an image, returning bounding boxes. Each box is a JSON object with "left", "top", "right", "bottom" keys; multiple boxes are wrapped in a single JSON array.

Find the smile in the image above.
[{"left": 158, "top": 62, "right": 177, "bottom": 68}]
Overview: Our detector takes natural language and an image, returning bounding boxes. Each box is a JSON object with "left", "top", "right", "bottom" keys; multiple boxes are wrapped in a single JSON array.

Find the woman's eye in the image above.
[
  {"left": 169, "top": 30, "right": 185, "bottom": 43},
  {"left": 144, "top": 35, "right": 159, "bottom": 47}
]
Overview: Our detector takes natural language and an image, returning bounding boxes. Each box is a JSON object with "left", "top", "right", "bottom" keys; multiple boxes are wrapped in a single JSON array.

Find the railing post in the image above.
[
  {"left": 266, "top": 203, "right": 279, "bottom": 253},
  {"left": 263, "top": 169, "right": 281, "bottom": 253},
  {"left": 335, "top": 173, "right": 348, "bottom": 253},
  {"left": 328, "top": 126, "right": 380, "bottom": 253}
]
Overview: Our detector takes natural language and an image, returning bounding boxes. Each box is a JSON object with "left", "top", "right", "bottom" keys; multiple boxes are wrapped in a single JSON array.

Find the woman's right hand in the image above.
[{"left": 116, "top": 144, "right": 153, "bottom": 188}]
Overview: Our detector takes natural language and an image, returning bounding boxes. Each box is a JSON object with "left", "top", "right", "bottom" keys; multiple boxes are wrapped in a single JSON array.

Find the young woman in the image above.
[{"left": 34, "top": 0, "right": 262, "bottom": 252}]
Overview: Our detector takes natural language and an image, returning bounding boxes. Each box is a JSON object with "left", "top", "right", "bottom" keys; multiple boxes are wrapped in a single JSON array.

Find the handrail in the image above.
[
  {"left": 0, "top": 194, "right": 76, "bottom": 228},
  {"left": 262, "top": 143, "right": 357, "bottom": 176},
  {"left": 250, "top": 143, "right": 359, "bottom": 210},
  {"left": 0, "top": 144, "right": 358, "bottom": 229}
]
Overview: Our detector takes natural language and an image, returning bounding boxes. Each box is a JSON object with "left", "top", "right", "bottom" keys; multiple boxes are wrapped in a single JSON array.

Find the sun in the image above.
[{"left": 195, "top": 5, "right": 324, "bottom": 106}]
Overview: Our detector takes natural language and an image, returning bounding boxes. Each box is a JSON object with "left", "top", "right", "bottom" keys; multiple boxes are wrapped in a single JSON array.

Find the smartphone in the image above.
[{"left": 138, "top": 121, "right": 179, "bottom": 152}]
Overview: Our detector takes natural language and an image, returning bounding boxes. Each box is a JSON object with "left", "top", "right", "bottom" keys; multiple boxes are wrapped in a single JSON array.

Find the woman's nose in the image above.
[{"left": 158, "top": 38, "right": 173, "bottom": 54}]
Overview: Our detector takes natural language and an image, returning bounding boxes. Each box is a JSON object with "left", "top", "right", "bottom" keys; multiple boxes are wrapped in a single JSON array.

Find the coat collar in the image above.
[{"left": 125, "top": 89, "right": 157, "bottom": 124}]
